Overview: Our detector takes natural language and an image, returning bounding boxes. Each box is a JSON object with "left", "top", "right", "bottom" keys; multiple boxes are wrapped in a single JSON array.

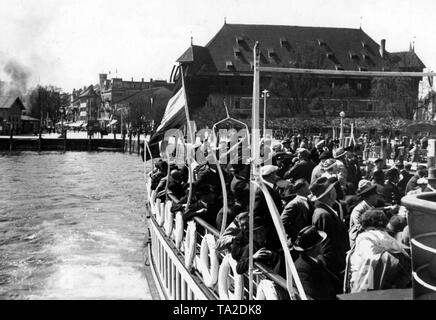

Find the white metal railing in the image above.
[{"left": 145, "top": 174, "right": 289, "bottom": 300}]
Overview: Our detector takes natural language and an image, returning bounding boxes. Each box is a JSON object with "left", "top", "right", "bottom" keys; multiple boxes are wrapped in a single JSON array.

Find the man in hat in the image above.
[
  {"left": 382, "top": 168, "right": 402, "bottom": 205},
  {"left": 273, "top": 151, "right": 293, "bottom": 178},
  {"left": 281, "top": 179, "right": 313, "bottom": 245},
  {"left": 231, "top": 216, "right": 283, "bottom": 276},
  {"left": 310, "top": 177, "right": 350, "bottom": 280},
  {"left": 348, "top": 179, "right": 380, "bottom": 247},
  {"left": 405, "top": 165, "right": 427, "bottom": 194},
  {"left": 310, "top": 139, "right": 326, "bottom": 164},
  {"left": 310, "top": 151, "right": 332, "bottom": 184},
  {"left": 332, "top": 147, "right": 349, "bottom": 187},
  {"left": 293, "top": 225, "right": 339, "bottom": 300},
  {"left": 284, "top": 148, "right": 316, "bottom": 183},
  {"left": 371, "top": 158, "right": 385, "bottom": 182},
  {"left": 254, "top": 165, "right": 284, "bottom": 250},
  {"left": 397, "top": 162, "right": 413, "bottom": 196},
  {"left": 183, "top": 183, "right": 221, "bottom": 228}
]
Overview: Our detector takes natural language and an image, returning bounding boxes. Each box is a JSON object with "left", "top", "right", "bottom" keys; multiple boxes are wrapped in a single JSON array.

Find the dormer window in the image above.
[
  {"left": 318, "top": 39, "right": 326, "bottom": 46},
  {"left": 233, "top": 46, "right": 242, "bottom": 57},
  {"left": 326, "top": 51, "right": 335, "bottom": 59},
  {"left": 358, "top": 66, "right": 368, "bottom": 71},
  {"left": 226, "top": 60, "right": 235, "bottom": 70},
  {"left": 235, "top": 36, "right": 244, "bottom": 44},
  {"left": 335, "top": 64, "right": 344, "bottom": 70},
  {"left": 280, "top": 37, "right": 288, "bottom": 46},
  {"left": 362, "top": 53, "right": 371, "bottom": 60},
  {"left": 349, "top": 51, "right": 359, "bottom": 59},
  {"left": 361, "top": 41, "right": 369, "bottom": 48},
  {"left": 267, "top": 48, "right": 276, "bottom": 58}
]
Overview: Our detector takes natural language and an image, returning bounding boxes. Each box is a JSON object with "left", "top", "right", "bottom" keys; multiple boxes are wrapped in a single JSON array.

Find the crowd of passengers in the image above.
[{"left": 148, "top": 136, "right": 435, "bottom": 300}]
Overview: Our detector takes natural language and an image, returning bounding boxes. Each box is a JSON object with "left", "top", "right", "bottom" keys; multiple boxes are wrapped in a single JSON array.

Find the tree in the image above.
[
  {"left": 27, "top": 85, "right": 62, "bottom": 123},
  {"left": 267, "top": 42, "right": 356, "bottom": 117},
  {"left": 370, "top": 77, "right": 418, "bottom": 119}
]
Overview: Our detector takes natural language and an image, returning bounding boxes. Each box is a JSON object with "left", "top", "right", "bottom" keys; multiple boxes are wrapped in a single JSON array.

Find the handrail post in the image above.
[{"left": 248, "top": 41, "right": 261, "bottom": 300}]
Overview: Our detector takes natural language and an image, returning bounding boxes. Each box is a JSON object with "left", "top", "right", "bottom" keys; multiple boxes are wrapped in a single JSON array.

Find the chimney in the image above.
[
  {"left": 99, "top": 73, "right": 107, "bottom": 90},
  {"left": 380, "top": 39, "right": 386, "bottom": 58},
  {"left": 131, "top": 77, "right": 133, "bottom": 82}
]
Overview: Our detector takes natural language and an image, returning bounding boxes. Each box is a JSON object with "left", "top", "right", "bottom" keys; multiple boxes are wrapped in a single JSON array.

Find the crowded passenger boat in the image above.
[{"left": 142, "top": 44, "right": 436, "bottom": 300}]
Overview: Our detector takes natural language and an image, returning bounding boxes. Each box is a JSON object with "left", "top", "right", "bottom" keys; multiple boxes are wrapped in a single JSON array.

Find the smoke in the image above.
[{"left": 0, "top": 58, "right": 32, "bottom": 97}]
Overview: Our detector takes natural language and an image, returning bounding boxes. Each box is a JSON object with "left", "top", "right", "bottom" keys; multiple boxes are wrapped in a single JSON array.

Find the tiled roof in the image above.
[
  {"left": 389, "top": 51, "right": 426, "bottom": 69},
  {"left": 179, "top": 23, "right": 424, "bottom": 74},
  {"left": 0, "top": 96, "right": 24, "bottom": 110},
  {"left": 116, "top": 87, "right": 173, "bottom": 104}
]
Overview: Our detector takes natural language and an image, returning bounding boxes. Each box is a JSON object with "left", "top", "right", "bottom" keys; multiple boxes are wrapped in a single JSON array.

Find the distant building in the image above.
[
  {"left": 175, "top": 23, "right": 425, "bottom": 127},
  {"left": 68, "top": 75, "right": 174, "bottom": 131},
  {"left": 0, "top": 96, "right": 25, "bottom": 134}
]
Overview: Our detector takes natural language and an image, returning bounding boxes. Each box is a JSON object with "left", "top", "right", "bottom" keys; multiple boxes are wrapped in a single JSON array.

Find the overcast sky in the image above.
[{"left": 1, "top": 0, "right": 435, "bottom": 93}]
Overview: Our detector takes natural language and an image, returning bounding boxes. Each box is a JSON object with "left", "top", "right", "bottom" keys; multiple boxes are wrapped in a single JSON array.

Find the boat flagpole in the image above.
[
  {"left": 248, "top": 41, "right": 261, "bottom": 300},
  {"left": 180, "top": 64, "right": 195, "bottom": 206}
]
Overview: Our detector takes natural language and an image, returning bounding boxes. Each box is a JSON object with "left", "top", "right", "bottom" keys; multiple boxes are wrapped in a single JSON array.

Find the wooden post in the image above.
[
  {"left": 129, "top": 131, "right": 132, "bottom": 153},
  {"left": 88, "top": 130, "right": 92, "bottom": 151},
  {"left": 9, "top": 124, "right": 13, "bottom": 152},
  {"left": 38, "top": 128, "right": 42, "bottom": 152},
  {"left": 63, "top": 129, "right": 67, "bottom": 152},
  {"left": 122, "top": 131, "right": 125, "bottom": 153}
]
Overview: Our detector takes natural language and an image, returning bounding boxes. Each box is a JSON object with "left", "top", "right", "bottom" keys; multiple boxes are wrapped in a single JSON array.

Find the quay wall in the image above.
[{"left": 0, "top": 137, "right": 124, "bottom": 152}]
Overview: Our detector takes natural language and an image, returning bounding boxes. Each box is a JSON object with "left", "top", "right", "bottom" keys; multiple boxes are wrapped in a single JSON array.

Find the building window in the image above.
[
  {"left": 357, "top": 83, "right": 362, "bottom": 90},
  {"left": 234, "top": 99, "right": 241, "bottom": 109},
  {"left": 366, "top": 103, "right": 373, "bottom": 112}
]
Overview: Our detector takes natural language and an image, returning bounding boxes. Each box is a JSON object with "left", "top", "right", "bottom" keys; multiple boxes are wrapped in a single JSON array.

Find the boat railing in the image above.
[{"left": 145, "top": 177, "right": 289, "bottom": 300}]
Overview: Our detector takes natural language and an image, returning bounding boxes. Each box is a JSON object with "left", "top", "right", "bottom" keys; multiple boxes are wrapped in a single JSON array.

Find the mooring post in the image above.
[
  {"left": 9, "top": 125, "right": 13, "bottom": 153},
  {"left": 63, "top": 129, "right": 67, "bottom": 152},
  {"left": 38, "top": 128, "right": 42, "bottom": 152},
  {"left": 129, "top": 131, "right": 132, "bottom": 153}
]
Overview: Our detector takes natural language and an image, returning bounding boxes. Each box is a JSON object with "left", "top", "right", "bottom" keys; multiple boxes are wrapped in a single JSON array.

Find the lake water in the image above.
[{"left": 0, "top": 151, "right": 153, "bottom": 299}]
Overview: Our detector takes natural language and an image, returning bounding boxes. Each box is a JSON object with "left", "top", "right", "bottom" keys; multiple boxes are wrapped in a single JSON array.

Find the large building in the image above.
[
  {"left": 0, "top": 96, "right": 25, "bottom": 134},
  {"left": 68, "top": 75, "right": 174, "bottom": 131},
  {"left": 176, "top": 23, "right": 425, "bottom": 128}
]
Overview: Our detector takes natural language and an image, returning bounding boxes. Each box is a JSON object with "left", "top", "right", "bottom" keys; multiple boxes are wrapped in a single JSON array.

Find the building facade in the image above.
[
  {"left": 176, "top": 23, "right": 425, "bottom": 128},
  {"left": 0, "top": 96, "right": 25, "bottom": 134}
]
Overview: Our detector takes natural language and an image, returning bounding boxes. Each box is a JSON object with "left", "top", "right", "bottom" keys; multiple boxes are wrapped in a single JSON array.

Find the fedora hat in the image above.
[
  {"left": 428, "top": 167, "right": 436, "bottom": 181},
  {"left": 293, "top": 225, "right": 327, "bottom": 252},
  {"left": 356, "top": 179, "right": 377, "bottom": 196},
  {"left": 333, "top": 147, "right": 347, "bottom": 159},
  {"left": 309, "top": 176, "right": 337, "bottom": 201}
]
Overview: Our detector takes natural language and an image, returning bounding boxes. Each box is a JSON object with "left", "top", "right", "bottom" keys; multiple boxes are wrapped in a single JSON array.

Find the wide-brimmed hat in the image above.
[
  {"left": 333, "top": 147, "right": 347, "bottom": 159},
  {"left": 309, "top": 176, "right": 337, "bottom": 201},
  {"left": 356, "top": 179, "right": 377, "bottom": 196},
  {"left": 428, "top": 167, "right": 436, "bottom": 181},
  {"left": 260, "top": 165, "right": 279, "bottom": 177},
  {"left": 374, "top": 158, "right": 383, "bottom": 164},
  {"left": 293, "top": 225, "right": 327, "bottom": 252},
  {"left": 322, "top": 158, "right": 337, "bottom": 171}
]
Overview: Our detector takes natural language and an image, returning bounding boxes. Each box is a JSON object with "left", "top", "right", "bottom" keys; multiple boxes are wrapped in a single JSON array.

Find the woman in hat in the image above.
[
  {"left": 293, "top": 225, "right": 338, "bottom": 300},
  {"left": 344, "top": 209, "right": 411, "bottom": 293}
]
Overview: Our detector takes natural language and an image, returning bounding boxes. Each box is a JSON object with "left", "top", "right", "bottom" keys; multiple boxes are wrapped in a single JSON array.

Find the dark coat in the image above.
[
  {"left": 397, "top": 170, "right": 413, "bottom": 196},
  {"left": 283, "top": 159, "right": 316, "bottom": 183},
  {"left": 183, "top": 199, "right": 221, "bottom": 228},
  {"left": 253, "top": 183, "right": 283, "bottom": 250},
  {"left": 294, "top": 253, "right": 338, "bottom": 300},
  {"left": 281, "top": 195, "right": 313, "bottom": 243},
  {"left": 312, "top": 202, "right": 350, "bottom": 277},
  {"left": 405, "top": 174, "right": 420, "bottom": 194},
  {"left": 383, "top": 180, "right": 402, "bottom": 205},
  {"left": 231, "top": 231, "right": 283, "bottom": 276}
]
